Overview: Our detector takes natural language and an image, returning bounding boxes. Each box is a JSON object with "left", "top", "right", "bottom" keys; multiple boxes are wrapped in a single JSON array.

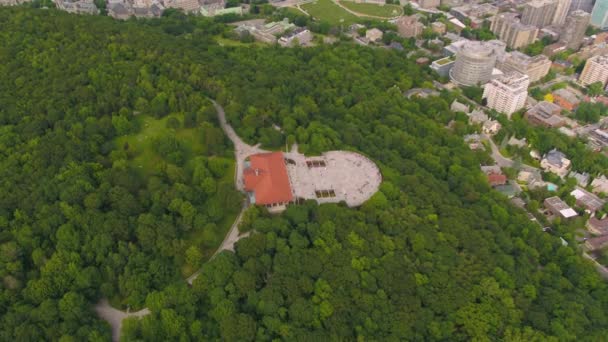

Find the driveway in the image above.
[
  {"left": 212, "top": 100, "right": 266, "bottom": 191},
  {"left": 483, "top": 134, "right": 539, "bottom": 173}
]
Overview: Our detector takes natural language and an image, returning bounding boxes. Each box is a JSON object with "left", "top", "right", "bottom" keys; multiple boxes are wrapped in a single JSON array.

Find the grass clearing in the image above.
[
  {"left": 115, "top": 112, "right": 242, "bottom": 278},
  {"left": 302, "top": 0, "right": 361, "bottom": 26},
  {"left": 339, "top": 1, "right": 402, "bottom": 18}
]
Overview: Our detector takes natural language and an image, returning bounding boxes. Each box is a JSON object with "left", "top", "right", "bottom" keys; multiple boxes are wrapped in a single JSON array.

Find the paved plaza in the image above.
[{"left": 284, "top": 150, "right": 381, "bottom": 207}]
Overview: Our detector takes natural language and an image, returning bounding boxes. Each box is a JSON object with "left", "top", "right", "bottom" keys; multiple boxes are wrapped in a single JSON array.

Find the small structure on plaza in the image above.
[{"left": 243, "top": 150, "right": 382, "bottom": 212}]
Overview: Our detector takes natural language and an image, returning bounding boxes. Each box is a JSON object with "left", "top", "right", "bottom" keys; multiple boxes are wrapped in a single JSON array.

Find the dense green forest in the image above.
[{"left": 1, "top": 7, "right": 608, "bottom": 341}]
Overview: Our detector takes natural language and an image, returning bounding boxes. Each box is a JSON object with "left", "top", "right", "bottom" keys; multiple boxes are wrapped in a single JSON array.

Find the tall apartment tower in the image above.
[
  {"left": 579, "top": 54, "right": 608, "bottom": 86},
  {"left": 491, "top": 13, "right": 538, "bottom": 49},
  {"left": 591, "top": 0, "right": 608, "bottom": 29},
  {"left": 522, "top": 0, "right": 558, "bottom": 28},
  {"left": 450, "top": 41, "right": 499, "bottom": 86},
  {"left": 483, "top": 72, "right": 530, "bottom": 117},
  {"left": 553, "top": 0, "right": 573, "bottom": 25},
  {"left": 560, "top": 10, "right": 591, "bottom": 50},
  {"left": 569, "top": 0, "right": 594, "bottom": 14},
  {"left": 498, "top": 51, "right": 552, "bottom": 83}
]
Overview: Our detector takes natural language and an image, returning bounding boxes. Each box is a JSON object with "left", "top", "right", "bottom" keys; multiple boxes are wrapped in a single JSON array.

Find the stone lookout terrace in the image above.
[{"left": 243, "top": 150, "right": 382, "bottom": 212}]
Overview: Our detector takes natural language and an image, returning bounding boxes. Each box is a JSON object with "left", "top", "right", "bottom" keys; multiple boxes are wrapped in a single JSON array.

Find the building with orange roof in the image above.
[
  {"left": 243, "top": 152, "right": 293, "bottom": 209},
  {"left": 488, "top": 173, "right": 507, "bottom": 187}
]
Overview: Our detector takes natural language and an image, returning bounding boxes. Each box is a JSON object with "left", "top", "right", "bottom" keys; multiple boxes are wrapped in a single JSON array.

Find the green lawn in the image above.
[
  {"left": 302, "top": 0, "right": 361, "bottom": 26},
  {"left": 339, "top": 1, "right": 402, "bottom": 18},
  {"left": 116, "top": 113, "right": 210, "bottom": 176}
]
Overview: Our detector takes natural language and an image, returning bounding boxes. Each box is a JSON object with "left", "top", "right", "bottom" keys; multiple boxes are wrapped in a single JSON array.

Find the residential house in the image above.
[
  {"left": 464, "top": 134, "right": 485, "bottom": 150},
  {"left": 552, "top": 88, "right": 581, "bottom": 111},
  {"left": 365, "top": 28, "right": 383, "bottom": 42},
  {"left": 508, "top": 136, "right": 527, "bottom": 148},
  {"left": 482, "top": 120, "right": 501, "bottom": 135},
  {"left": 544, "top": 196, "right": 578, "bottom": 218},
  {"left": 451, "top": 100, "right": 469, "bottom": 113},
  {"left": 540, "top": 149, "right": 571, "bottom": 178},
  {"left": 469, "top": 109, "right": 489, "bottom": 124},
  {"left": 587, "top": 217, "right": 608, "bottom": 235},
  {"left": 570, "top": 171, "right": 590, "bottom": 187},
  {"left": 488, "top": 172, "right": 508, "bottom": 186},
  {"left": 588, "top": 129, "right": 608, "bottom": 149},
  {"left": 518, "top": 169, "right": 545, "bottom": 189},
  {"left": 570, "top": 187, "right": 605, "bottom": 213},
  {"left": 525, "top": 101, "right": 564, "bottom": 128},
  {"left": 592, "top": 175, "right": 608, "bottom": 194},
  {"left": 585, "top": 235, "right": 608, "bottom": 251},
  {"left": 431, "top": 21, "right": 446, "bottom": 34}
]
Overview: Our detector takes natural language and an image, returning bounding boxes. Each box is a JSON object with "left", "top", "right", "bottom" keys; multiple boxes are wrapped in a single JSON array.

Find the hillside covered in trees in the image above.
[{"left": 1, "top": 7, "right": 608, "bottom": 341}]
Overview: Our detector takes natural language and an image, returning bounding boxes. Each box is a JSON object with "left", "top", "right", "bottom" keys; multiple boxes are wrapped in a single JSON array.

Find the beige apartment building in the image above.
[
  {"left": 498, "top": 51, "right": 551, "bottom": 83},
  {"left": 491, "top": 13, "right": 538, "bottom": 49},
  {"left": 579, "top": 55, "right": 608, "bottom": 87}
]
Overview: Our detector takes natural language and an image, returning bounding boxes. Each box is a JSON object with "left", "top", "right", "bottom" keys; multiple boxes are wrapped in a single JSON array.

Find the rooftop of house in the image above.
[
  {"left": 244, "top": 152, "right": 293, "bottom": 205},
  {"left": 469, "top": 109, "right": 488, "bottom": 121},
  {"left": 544, "top": 196, "right": 578, "bottom": 217},
  {"left": 451, "top": 100, "right": 469, "bottom": 113},
  {"left": 588, "top": 217, "right": 608, "bottom": 235},
  {"left": 553, "top": 88, "right": 581, "bottom": 104},
  {"left": 571, "top": 187, "right": 605, "bottom": 212},
  {"left": 570, "top": 171, "right": 590, "bottom": 186},
  {"left": 544, "top": 149, "right": 569, "bottom": 167},
  {"left": 586, "top": 235, "right": 608, "bottom": 251},
  {"left": 592, "top": 175, "right": 608, "bottom": 191},
  {"left": 488, "top": 173, "right": 508, "bottom": 186}
]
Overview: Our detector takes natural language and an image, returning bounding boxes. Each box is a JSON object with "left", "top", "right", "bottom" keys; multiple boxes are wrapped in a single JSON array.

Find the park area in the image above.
[
  {"left": 339, "top": 1, "right": 402, "bottom": 18},
  {"left": 301, "top": 0, "right": 361, "bottom": 26},
  {"left": 115, "top": 111, "right": 241, "bottom": 278}
]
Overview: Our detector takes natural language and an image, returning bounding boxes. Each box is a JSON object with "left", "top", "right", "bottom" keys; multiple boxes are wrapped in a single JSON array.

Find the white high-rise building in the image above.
[
  {"left": 553, "top": 0, "right": 573, "bottom": 25},
  {"left": 579, "top": 55, "right": 608, "bottom": 86},
  {"left": 483, "top": 72, "right": 530, "bottom": 117}
]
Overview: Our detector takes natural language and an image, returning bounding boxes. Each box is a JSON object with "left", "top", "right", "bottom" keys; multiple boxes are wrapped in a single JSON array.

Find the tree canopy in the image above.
[{"left": 1, "top": 7, "right": 607, "bottom": 342}]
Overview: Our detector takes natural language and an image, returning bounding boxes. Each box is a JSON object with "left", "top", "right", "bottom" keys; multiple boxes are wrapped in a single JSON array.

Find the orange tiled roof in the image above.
[
  {"left": 244, "top": 152, "right": 293, "bottom": 205},
  {"left": 488, "top": 173, "right": 507, "bottom": 186}
]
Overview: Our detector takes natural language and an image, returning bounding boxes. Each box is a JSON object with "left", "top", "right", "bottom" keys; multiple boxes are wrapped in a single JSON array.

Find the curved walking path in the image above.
[
  {"left": 95, "top": 299, "right": 150, "bottom": 342},
  {"left": 331, "top": 0, "right": 402, "bottom": 20},
  {"left": 95, "top": 100, "right": 258, "bottom": 341}
]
